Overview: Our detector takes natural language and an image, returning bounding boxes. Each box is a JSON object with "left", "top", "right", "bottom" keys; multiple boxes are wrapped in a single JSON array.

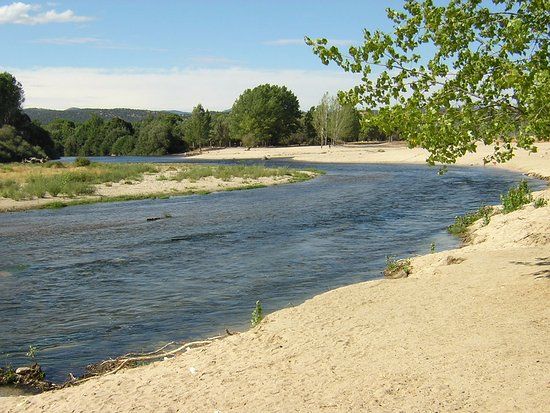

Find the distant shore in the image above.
[
  {"left": 3, "top": 143, "right": 549, "bottom": 412},
  {"left": 190, "top": 141, "right": 550, "bottom": 177}
]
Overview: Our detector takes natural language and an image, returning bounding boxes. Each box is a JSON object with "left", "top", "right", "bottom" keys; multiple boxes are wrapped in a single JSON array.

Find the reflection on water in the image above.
[{"left": 0, "top": 159, "right": 544, "bottom": 383}]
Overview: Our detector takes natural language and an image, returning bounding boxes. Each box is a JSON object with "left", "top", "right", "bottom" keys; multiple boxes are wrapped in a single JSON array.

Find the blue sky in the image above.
[{"left": 1, "top": 1, "right": 402, "bottom": 110}]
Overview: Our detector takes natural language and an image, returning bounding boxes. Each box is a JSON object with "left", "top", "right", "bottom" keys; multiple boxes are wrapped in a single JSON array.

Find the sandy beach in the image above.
[
  {"left": 192, "top": 141, "right": 550, "bottom": 178},
  {"left": 2, "top": 143, "right": 549, "bottom": 412}
]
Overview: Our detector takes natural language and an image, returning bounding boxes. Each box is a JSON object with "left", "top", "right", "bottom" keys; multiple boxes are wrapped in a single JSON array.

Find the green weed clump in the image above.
[
  {"left": 0, "top": 179, "right": 23, "bottom": 200},
  {"left": 447, "top": 206, "right": 493, "bottom": 237},
  {"left": 0, "top": 366, "right": 17, "bottom": 385},
  {"left": 501, "top": 180, "right": 533, "bottom": 213},
  {"left": 251, "top": 300, "right": 264, "bottom": 327},
  {"left": 534, "top": 197, "right": 548, "bottom": 208},
  {"left": 384, "top": 256, "right": 412, "bottom": 279}
]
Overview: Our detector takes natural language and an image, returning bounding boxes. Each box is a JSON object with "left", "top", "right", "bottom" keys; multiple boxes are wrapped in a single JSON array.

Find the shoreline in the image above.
[{"left": 2, "top": 145, "right": 549, "bottom": 412}]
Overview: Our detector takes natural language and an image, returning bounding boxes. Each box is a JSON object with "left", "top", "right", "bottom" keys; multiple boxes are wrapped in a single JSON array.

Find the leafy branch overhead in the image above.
[{"left": 306, "top": 0, "right": 549, "bottom": 165}]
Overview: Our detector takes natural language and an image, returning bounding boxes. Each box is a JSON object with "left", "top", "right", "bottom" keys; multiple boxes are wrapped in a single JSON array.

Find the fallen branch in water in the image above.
[{"left": 65, "top": 332, "right": 234, "bottom": 387}]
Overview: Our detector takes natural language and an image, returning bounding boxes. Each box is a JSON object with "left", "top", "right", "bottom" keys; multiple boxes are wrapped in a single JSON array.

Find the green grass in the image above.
[
  {"left": 0, "top": 163, "right": 157, "bottom": 200},
  {"left": 447, "top": 206, "right": 493, "bottom": 238},
  {"left": 501, "top": 180, "right": 533, "bottom": 213},
  {"left": 1, "top": 162, "right": 322, "bottom": 211},
  {"left": 172, "top": 164, "right": 308, "bottom": 182},
  {"left": 0, "top": 179, "right": 23, "bottom": 200}
]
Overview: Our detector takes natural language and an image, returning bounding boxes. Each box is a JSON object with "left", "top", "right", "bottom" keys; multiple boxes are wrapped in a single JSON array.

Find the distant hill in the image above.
[{"left": 24, "top": 107, "right": 191, "bottom": 124}]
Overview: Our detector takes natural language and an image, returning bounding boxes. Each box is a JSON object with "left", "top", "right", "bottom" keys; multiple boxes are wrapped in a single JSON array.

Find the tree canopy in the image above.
[
  {"left": 230, "top": 84, "right": 301, "bottom": 147},
  {"left": 313, "top": 93, "right": 361, "bottom": 145},
  {"left": 0, "top": 72, "right": 57, "bottom": 162},
  {"left": 185, "top": 104, "right": 212, "bottom": 150},
  {"left": 0, "top": 72, "right": 25, "bottom": 126},
  {"left": 307, "top": 0, "right": 549, "bottom": 165}
]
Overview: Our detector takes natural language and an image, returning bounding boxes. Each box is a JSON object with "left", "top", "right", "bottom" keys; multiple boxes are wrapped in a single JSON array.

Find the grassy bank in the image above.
[
  {"left": 0, "top": 160, "right": 320, "bottom": 212},
  {"left": 0, "top": 162, "right": 158, "bottom": 200}
]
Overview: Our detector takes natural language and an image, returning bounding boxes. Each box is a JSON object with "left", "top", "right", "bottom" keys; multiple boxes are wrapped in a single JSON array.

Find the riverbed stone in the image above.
[{"left": 15, "top": 367, "right": 32, "bottom": 375}]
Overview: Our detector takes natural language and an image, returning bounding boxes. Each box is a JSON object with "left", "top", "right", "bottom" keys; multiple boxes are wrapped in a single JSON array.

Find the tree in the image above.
[
  {"left": 75, "top": 115, "right": 105, "bottom": 156},
  {"left": 360, "top": 111, "right": 390, "bottom": 141},
  {"left": 313, "top": 94, "right": 361, "bottom": 145},
  {"left": 312, "top": 93, "right": 329, "bottom": 146},
  {"left": 336, "top": 105, "right": 361, "bottom": 142},
  {"left": 45, "top": 119, "right": 76, "bottom": 155},
  {"left": 303, "top": 107, "right": 318, "bottom": 144},
  {"left": 307, "top": 0, "right": 549, "bottom": 165},
  {"left": 111, "top": 135, "right": 135, "bottom": 155},
  {"left": 184, "top": 104, "right": 212, "bottom": 151},
  {"left": 211, "top": 113, "right": 233, "bottom": 147},
  {"left": 0, "top": 125, "right": 47, "bottom": 162},
  {"left": 0, "top": 72, "right": 24, "bottom": 126},
  {"left": 230, "top": 84, "right": 301, "bottom": 147},
  {"left": 101, "top": 117, "right": 134, "bottom": 155},
  {"left": 134, "top": 122, "right": 171, "bottom": 155}
]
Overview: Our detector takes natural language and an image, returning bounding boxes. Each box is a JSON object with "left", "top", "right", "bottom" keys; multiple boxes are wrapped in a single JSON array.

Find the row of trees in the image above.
[
  {"left": 43, "top": 84, "right": 382, "bottom": 157},
  {"left": 0, "top": 72, "right": 58, "bottom": 162},
  {"left": 1, "top": 70, "right": 390, "bottom": 161}
]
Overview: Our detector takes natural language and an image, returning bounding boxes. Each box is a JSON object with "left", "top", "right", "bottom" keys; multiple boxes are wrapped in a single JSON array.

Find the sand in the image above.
[
  {"left": 2, "top": 143, "right": 549, "bottom": 412},
  {"left": 191, "top": 141, "right": 550, "bottom": 177}
]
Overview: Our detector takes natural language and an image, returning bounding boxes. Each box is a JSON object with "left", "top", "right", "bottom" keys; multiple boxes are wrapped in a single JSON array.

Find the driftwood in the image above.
[{"left": 65, "top": 331, "right": 235, "bottom": 387}]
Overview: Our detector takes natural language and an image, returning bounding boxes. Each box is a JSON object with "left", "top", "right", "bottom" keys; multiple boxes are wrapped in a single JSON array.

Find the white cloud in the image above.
[
  {"left": 32, "top": 37, "right": 101, "bottom": 45},
  {"left": 7, "top": 66, "right": 361, "bottom": 111},
  {"left": 0, "top": 2, "right": 92, "bottom": 25},
  {"left": 265, "top": 38, "right": 355, "bottom": 47}
]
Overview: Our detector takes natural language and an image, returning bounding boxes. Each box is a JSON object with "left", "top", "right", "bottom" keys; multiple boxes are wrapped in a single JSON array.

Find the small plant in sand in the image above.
[
  {"left": 430, "top": 242, "right": 436, "bottom": 253},
  {"left": 384, "top": 255, "right": 412, "bottom": 279},
  {"left": 447, "top": 206, "right": 493, "bottom": 238},
  {"left": 534, "top": 197, "right": 547, "bottom": 208},
  {"left": 501, "top": 180, "right": 532, "bottom": 213},
  {"left": 251, "top": 300, "right": 264, "bottom": 327}
]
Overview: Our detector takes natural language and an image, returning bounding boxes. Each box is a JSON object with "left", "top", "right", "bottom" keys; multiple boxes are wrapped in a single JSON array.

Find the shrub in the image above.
[
  {"left": 74, "top": 157, "right": 91, "bottom": 167},
  {"left": 448, "top": 206, "right": 493, "bottom": 237},
  {"left": 501, "top": 180, "right": 532, "bottom": 213}
]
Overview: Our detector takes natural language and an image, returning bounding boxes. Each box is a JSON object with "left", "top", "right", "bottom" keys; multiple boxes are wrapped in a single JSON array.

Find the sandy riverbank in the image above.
[
  {"left": 192, "top": 141, "right": 550, "bottom": 177},
  {"left": 0, "top": 165, "right": 311, "bottom": 213},
  {"left": 2, "top": 144, "right": 549, "bottom": 412}
]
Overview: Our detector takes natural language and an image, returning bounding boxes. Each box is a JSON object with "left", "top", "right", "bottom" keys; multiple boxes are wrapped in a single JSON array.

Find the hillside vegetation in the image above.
[{"left": 24, "top": 108, "right": 191, "bottom": 124}]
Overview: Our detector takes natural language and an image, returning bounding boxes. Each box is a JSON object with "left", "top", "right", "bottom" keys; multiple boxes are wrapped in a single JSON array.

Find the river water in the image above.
[{"left": 0, "top": 158, "right": 544, "bottom": 383}]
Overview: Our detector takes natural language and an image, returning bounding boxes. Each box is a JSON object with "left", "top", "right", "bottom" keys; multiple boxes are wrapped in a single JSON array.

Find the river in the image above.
[{"left": 0, "top": 158, "right": 544, "bottom": 383}]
